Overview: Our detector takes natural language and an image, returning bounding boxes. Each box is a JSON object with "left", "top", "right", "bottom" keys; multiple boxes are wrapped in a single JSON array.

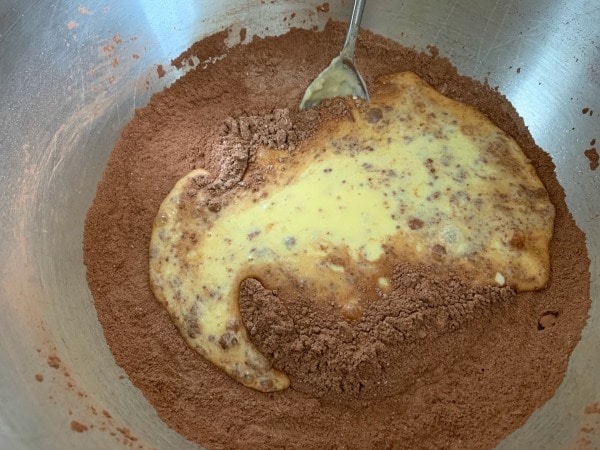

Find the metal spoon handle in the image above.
[{"left": 340, "top": 0, "right": 367, "bottom": 62}]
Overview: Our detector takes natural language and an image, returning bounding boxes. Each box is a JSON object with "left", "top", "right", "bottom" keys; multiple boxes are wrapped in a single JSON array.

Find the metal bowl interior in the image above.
[{"left": 0, "top": 1, "right": 598, "bottom": 449}]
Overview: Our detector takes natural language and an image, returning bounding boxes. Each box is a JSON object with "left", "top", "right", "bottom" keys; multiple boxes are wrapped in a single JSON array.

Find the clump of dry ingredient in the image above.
[
  {"left": 208, "top": 101, "right": 350, "bottom": 192},
  {"left": 47, "top": 355, "right": 61, "bottom": 369},
  {"left": 70, "top": 420, "right": 88, "bottom": 433},
  {"left": 210, "top": 108, "right": 305, "bottom": 191},
  {"left": 584, "top": 147, "right": 598, "bottom": 170},
  {"left": 84, "top": 21, "right": 590, "bottom": 450}
]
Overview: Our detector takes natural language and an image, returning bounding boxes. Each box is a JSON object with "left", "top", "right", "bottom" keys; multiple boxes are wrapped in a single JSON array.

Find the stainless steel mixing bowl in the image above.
[{"left": 1, "top": 1, "right": 598, "bottom": 448}]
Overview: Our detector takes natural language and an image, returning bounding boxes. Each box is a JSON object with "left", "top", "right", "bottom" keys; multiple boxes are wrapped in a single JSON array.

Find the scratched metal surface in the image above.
[{"left": 0, "top": 1, "right": 598, "bottom": 449}]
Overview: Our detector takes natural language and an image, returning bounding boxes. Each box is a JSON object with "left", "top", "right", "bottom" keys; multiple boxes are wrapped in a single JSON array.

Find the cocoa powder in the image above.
[
  {"left": 70, "top": 420, "right": 89, "bottom": 433},
  {"left": 83, "top": 22, "right": 590, "bottom": 449},
  {"left": 584, "top": 147, "right": 599, "bottom": 170},
  {"left": 240, "top": 265, "right": 515, "bottom": 400}
]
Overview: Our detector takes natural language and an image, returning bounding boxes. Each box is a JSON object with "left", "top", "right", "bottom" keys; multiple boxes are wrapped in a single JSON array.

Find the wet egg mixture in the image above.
[{"left": 149, "top": 72, "right": 555, "bottom": 392}]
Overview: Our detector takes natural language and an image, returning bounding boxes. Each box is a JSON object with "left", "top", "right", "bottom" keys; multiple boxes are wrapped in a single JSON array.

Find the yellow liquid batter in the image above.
[{"left": 149, "top": 72, "right": 554, "bottom": 392}]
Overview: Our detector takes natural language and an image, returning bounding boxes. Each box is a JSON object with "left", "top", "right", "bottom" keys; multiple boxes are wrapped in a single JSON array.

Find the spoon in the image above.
[{"left": 299, "top": 0, "right": 369, "bottom": 110}]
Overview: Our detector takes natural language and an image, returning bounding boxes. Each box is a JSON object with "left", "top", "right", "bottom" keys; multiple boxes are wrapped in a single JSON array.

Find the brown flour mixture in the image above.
[{"left": 84, "top": 22, "right": 590, "bottom": 449}]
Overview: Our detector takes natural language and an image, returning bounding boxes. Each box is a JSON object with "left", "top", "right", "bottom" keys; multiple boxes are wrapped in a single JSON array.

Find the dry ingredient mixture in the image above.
[{"left": 84, "top": 21, "right": 590, "bottom": 450}]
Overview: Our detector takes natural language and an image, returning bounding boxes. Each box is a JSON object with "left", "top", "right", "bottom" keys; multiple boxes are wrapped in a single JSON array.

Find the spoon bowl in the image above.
[{"left": 299, "top": 0, "right": 369, "bottom": 110}]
